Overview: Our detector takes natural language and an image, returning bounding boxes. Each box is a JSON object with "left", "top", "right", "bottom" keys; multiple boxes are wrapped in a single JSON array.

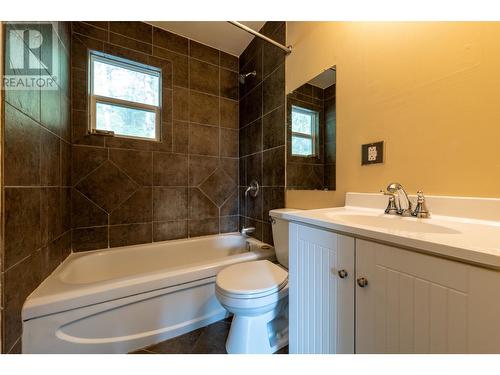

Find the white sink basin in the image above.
[{"left": 327, "top": 213, "right": 461, "bottom": 234}]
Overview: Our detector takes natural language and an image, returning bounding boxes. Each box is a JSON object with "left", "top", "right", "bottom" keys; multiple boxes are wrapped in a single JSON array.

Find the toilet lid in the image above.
[{"left": 216, "top": 260, "right": 288, "bottom": 296}]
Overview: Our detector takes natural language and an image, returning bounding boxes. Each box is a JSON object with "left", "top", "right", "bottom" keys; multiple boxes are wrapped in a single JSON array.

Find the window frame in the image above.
[
  {"left": 88, "top": 50, "right": 162, "bottom": 142},
  {"left": 291, "top": 105, "right": 319, "bottom": 157}
]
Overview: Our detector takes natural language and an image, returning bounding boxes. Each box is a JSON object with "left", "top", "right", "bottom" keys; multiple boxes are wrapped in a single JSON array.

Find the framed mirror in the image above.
[{"left": 286, "top": 66, "right": 336, "bottom": 190}]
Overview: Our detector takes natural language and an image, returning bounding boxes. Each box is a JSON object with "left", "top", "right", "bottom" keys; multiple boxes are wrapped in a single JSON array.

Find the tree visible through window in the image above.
[
  {"left": 291, "top": 105, "right": 318, "bottom": 157},
  {"left": 89, "top": 51, "right": 161, "bottom": 140}
]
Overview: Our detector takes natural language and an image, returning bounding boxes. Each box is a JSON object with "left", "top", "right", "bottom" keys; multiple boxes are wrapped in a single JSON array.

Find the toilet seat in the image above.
[{"left": 215, "top": 260, "right": 288, "bottom": 299}]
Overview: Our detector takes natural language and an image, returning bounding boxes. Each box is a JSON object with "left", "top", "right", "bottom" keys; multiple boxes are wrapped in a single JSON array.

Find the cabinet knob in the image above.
[
  {"left": 357, "top": 277, "right": 368, "bottom": 288},
  {"left": 337, "top": 269, "right": 348, "bottom": 279}
]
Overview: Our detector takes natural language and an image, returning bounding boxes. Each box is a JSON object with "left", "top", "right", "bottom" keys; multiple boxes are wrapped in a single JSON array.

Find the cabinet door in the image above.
[
  {"left": 355, "top": 239, "right": 470, "bottom": 353},
  {"left": 289, "top": 223, "right": 354, "bottom": 354}
]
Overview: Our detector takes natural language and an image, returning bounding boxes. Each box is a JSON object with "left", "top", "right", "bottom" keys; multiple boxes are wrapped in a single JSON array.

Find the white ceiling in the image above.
[
  {"left": 147, "top": 21, "right": 266, "bottom": 57},
  {"left": 308, "top": 67, "right": 336, "bottom": 89}
]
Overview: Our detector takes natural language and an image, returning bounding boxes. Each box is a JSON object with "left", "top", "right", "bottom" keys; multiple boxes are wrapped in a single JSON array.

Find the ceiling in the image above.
[
  {"left": 147, "top": 21, "right": 266, "bottom": 57},
  {"left": 308, "top": 68, "right": 336, "bottom": 89}
]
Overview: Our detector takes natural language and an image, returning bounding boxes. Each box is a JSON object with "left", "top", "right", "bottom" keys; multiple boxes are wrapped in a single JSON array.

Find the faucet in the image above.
[
  {"left": 381, "top": 183, "right": 431, "bottom": 218},
  {"left": 383, "top": 182, "right": 413, "bottom": 217},
  {"left": 245, "top": 180, "right": 259, "bottom": 198},
  {"left": 240, "top": 227, "right": 255, "bottom": 237}
]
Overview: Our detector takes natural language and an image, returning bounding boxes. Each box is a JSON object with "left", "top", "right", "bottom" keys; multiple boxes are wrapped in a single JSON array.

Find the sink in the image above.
[{"left": 324, "top": 213, "right": 461, "bottom": 234}]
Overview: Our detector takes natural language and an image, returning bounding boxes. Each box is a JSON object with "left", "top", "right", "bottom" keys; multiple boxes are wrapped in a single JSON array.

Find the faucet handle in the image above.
[
  {"left": 412, "top": 191, "right": 430, "bottom": 218},
  {"left": 381, "top": 190, "right": 398, "bottom": 215}
]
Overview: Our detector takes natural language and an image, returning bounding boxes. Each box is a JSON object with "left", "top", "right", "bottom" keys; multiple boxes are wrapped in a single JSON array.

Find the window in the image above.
[
  {"left": 89, "top": 51, "right": 161, "bottom": 141},
  {"left": 291, "top": 105, "right": 319, "bottom": 157}
]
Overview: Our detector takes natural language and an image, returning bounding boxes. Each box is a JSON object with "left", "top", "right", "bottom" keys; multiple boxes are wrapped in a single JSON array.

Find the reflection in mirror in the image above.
[{"left": 286, "top": 66, "right": 336, "bottom": 190}]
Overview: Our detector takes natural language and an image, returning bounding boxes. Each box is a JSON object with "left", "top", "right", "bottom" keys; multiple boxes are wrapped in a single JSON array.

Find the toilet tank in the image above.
[{"left": 269, "top": 208, "right": 300, "bottom": 269}]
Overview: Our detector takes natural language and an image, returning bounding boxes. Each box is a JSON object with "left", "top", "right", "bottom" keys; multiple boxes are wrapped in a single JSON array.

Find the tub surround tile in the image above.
[
  {"left": 220, "top": 52, "right": 238, "bottom": 72},
  {"left": 188, "top": 218, "right": 219, "bottom": 237},
  {"left": 189, "top": 91, "right": 219, "bottom": 126},
  {"left": 189, "top": 41, "right": 219, "bottom": 65},
  {"left": 188, "top": 123, "right": 219, "bottom": 156},
  {"left": 220, "top": 216, "right": 239, "bottom": 233},
  {"left": 238, "top": 22, "right": 286, "bottom": 242},
  {"left": 109, "top": 149, "right": 153, "bottom": 186},
  {"left": 109, "top": 21, "right": 152, "bottom": 43},
  {"left": 72, "top": 226, "right": 109, "bottom": 252},
  {"left": 69, "top": 22, "right": 239, "bottom": 253},
  {"left": 153, "top": 220, "right": 188, "bottom": 242},
  {"left": 153, "top": 47, "right": 189, "bottom": 88},
  {"left": 189, "top": 188, "right": 218, "bottom": 219},
  {"left": 153, "top": 187, "right": 188, "bottom": 221},
  {"left": 4, "top": 104, "right": 41, "bottom": 186},
  {"left": 3, "top": 254, "right": 41, "bottom": 352},
  {"left": 153, "top": 153, "right": 188, "bottom": 186},
  {"left": 220, "top": 99, "right": 238, "bottom": 129},
  {"left": 40, "top": 130, "right": 61, "bottom": 186},
  {"left": 71, "top": 146, "right": 108, "bottom": 185},
  {"left": 220, "top": 68, "right": 239, "bottom": 100},
  {"left": 172, "top": 121, "right": 189, "bottom": 154},
  {"left": 75, "top": 161, "right": 139, "bottom": 213},
  {"left": 110, "top": 188, "right": 153, "bottom": 225},
  {"left": 1, "top": 22, "right": 72, "bottom": 354},
  {"left": 199, "top": 169, "right": 237, "bottom": 207},
  {"left": 72, "top": 188, "right": 108, "bottom": 228},
  {"left": 220, "top": 191, "right": 239, "bottom": 217},
  {"left": 4, "top": 188, "right": 41, "bottom": 270},
  {"left": 190, "top": 59, "right": 219, "bottom": 96},
  {"left": 109, "top": 223, "right": 153, "bottom": 248},
  {"left": 153, "top": 27, "right": 188, "bottom": 55},
  {"left": 109, "top": 32, "right": 152, "bottom": 55},
  {"left": 189, "top": 155, "right": 219, "bottom": 186}
]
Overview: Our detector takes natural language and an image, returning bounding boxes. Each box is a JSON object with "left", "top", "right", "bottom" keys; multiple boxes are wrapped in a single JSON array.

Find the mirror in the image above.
[{"left": 286, "top": 66, "right": 336, "bottom": 190}]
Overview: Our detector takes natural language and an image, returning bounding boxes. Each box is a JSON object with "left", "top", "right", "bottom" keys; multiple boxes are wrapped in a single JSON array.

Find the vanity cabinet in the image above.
[
  {"left": 289, "top": 223, "right": 355, "bottom": 354},
  {"left": 289, "top": 224, "right": 500, "bottom": 354}
]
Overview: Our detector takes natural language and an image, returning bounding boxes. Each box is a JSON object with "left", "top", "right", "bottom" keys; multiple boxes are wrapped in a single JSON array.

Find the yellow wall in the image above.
[{"left": 285, "top": 22, "right": 500, "bottom": 209}]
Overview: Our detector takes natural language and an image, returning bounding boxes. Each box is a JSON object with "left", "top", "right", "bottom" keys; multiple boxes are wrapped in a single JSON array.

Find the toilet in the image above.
[{"left": 215, "top": 208, "right": 296, "bottom": 354}]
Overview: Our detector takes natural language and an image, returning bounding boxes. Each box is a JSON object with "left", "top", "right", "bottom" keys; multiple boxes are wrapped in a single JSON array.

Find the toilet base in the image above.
[{"left": 225, "top": 297, "right": 288, "bottom": 354}]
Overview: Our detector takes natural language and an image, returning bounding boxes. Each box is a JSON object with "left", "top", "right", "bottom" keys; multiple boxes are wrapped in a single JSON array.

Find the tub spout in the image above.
[{"left": 240, "top": 227, "right": 255, "bottom": 237}]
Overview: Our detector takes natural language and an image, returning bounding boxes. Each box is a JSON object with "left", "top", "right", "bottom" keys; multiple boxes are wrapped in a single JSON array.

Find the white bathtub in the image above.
[{"left": 22, "top": 233, "right": 275, "bottom": 354}]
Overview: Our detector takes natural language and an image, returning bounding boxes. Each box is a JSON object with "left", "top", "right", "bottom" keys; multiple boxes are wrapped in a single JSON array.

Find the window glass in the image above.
[
  {"left": 95, "top": 102, "right": 157, "bottom": 140},
  {"left": 291, "top": 106, "right": 318, "bottom": 157},
  {"left": 89, "top": 51, "right": 161, "bottom": 140}
]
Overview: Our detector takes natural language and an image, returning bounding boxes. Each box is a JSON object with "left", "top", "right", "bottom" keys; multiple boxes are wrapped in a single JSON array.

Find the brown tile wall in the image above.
[
  {"left": 70, "top": 22, "right": 240, "bottom": 252},
  {"left": 286, "top": 82, "right": 336, "bottom": 190},
  {"left": 1, "top": 22, "right": 72, "bottom": 353},
  {"left": 239, "top": 22, "right": 286, "bottom": 245}
]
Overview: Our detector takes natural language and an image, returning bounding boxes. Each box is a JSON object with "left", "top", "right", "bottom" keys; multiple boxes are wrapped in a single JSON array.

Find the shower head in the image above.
[{"left": 239, "top": 71, "right": 257, "bottom": 84}]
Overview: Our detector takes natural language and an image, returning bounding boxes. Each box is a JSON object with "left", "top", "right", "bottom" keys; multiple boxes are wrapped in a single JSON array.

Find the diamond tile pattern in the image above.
[
  {"left": 199, "top": 168, "right": 236, "bottom": 207},
  {"left": 75, "top": 160, "right": 139, "bottom": 213}
]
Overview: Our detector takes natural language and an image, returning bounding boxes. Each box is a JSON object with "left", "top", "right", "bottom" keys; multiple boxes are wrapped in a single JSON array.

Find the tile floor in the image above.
[{"left": 131, "top": 318, "right": 289, "bottom": 354}]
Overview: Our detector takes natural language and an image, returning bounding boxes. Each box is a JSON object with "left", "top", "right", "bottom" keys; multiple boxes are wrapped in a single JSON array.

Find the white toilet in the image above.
[{"left": 215, "top": 208, "right": 296, "bottom": 354}]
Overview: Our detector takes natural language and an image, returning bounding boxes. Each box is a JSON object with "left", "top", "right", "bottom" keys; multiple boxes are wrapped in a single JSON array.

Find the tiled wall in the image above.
[
  {"left": 70, "top": 22, "right": 240, "bottom": 251},
  {"left": 1, "top": 22, "right": 72, "bottom": 353},
  {"left": 286, "top": 82, "right": 336, "bottom": 190},
  {"left": 239, "top": 22, "right": 286, "bottom": 244}
]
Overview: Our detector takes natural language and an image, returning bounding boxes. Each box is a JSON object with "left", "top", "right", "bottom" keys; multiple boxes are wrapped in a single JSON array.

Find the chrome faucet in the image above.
[
  {"left": 383, "top": 183, "right": 413, "bottom": 217},
  {"left": 245, "top": 180, "right": 259, "bottom": 198},
  {"left": 240, "top": 227, "right": 255, "bottom": 237},
  {"left": 381, "top": 183, "right": 430, "bottom": 218}
]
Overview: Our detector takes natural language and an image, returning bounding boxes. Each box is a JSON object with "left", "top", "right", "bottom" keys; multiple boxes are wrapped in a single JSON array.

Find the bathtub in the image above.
[{"left": 22, "top": 233, "right": 275, "bottom": 354}]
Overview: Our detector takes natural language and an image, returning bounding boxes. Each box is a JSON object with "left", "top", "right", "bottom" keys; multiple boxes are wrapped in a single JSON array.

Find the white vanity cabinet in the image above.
[
  {"left": 289, "top": 223, "right": 500, "bottom": 354},
  {"left": 289, "top": 223, "right": 355, "bottom": 354}
]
